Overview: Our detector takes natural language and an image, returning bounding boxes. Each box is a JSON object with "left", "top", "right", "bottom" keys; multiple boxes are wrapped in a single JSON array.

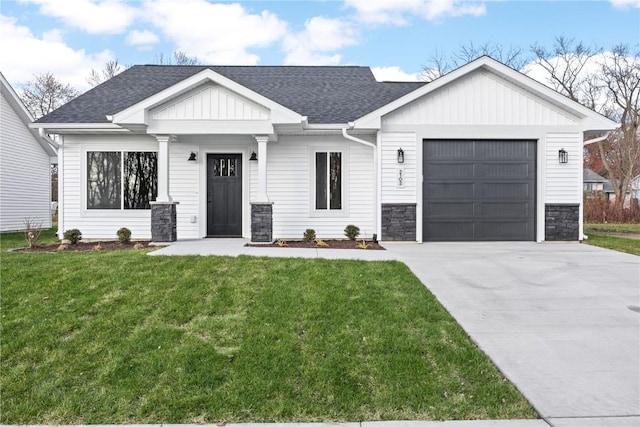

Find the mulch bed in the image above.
[
  {"left": 246, "top": 239, "right": 385, "bottom": 250},
  {"left": 12, "top": 241, "right": 151, "bottom": 253}
]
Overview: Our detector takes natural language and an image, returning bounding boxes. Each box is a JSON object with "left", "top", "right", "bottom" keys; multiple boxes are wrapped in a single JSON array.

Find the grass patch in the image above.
[
  {"left": 1, "top": 230, "right": 536, "bottom": 423},
  {"left": 584, "top": 233, "right": 640, "bottom": 256},
  {"left": 584, "top": 223, "right": 640, "bottom": 234}
]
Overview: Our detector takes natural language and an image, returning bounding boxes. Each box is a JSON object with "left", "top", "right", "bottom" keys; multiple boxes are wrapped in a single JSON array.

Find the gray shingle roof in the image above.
[
  {"left": 583, "top": 168, "right": 607, "bottom": 183},
  {"left": 36, "top": 65, "right": 426, "bottom": 125}
]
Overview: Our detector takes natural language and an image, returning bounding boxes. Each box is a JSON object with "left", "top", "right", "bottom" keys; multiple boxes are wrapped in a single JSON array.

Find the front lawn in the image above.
[
  {"left": 584, "top": 223, "right": 640, "bottom": 256},
  {"left": 1, "top": 230, "right": 536, "bottom": 423}
]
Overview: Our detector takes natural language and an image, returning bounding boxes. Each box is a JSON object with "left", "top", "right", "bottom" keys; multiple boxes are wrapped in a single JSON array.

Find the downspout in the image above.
[
  {"left": 56, "top": 135, "right": 64, "bottom": 239},
  {"left": 342, "top": 123, "right": 379, "bottom": 239},
  {"left": 581, "top": 131, "right": 611, "bottom": 240}
]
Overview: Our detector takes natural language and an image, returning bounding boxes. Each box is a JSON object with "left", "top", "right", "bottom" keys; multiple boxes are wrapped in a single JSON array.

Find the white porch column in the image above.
[
  {"left": 155, "top": 134, "right": 174, "bottom": 202},
  {"left": 255, "top": 135, "right": 269, "bottom": 202}
]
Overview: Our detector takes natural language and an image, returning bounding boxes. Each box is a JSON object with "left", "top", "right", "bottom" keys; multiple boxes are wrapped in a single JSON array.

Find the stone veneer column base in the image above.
[
  {"left": 381, "top": 203, "right": 417, "bottom": 241},
  {"left": 151, "top": 202, "right": 178, "bottom": 242},
  {"left": 251, "top": 202, "right": 273, "bottom": 242},
  {"left": 545, "top": 204, "right": 579, "bottom": 241}
]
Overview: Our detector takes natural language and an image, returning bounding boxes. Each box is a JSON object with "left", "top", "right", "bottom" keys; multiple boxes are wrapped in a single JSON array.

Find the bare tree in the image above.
[
  {"left": 423, "top": 41, "right": 529, "bottom": 81},
  {"left": 20, "top": 72, "right": 79, "bottom": 119},
  {"left": 594, "top": 46, "right": 640, "bottom": 206},
  {"left": 154, "top": 50, "right": 201, "bottom": 65},
  {"left": 87, "top": 60, "right": 127, "bottom": 87},
  {"left": 531, "top": 36, "right": 601, "bottom": 106}
]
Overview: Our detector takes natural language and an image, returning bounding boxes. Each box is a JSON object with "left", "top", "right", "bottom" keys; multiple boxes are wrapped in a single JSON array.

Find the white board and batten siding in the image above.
[
  {"left": 545, "top": 132, "right": 582, "bottom": 204},
  {"left": 267, "top": 136, "right": 375, "bottom": 239},
  {"left": 151, "top": 83, "right": 269, "bottom": 121},
  {"left": 383, "top": 69, "right": 578, "bottom": 126},
  {"left": 0, "top": 90, "right": 51, "bottom": 231},
  {"left": 61, "top": 135, "right": 157, "bottom": 239}
]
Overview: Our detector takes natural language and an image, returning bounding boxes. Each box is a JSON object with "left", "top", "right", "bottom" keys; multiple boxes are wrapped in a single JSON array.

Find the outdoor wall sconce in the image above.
[
  {"left": 397, "top": 148, "right": 405, "bottom": 163},
  {"left": 188, "top": 152, "right": 197, "bottom": 161},
  {"left": 558, "top": 148, "right": 568, "bottom": 164},
  {"left": 249, "top": 151, "right": 258, "bottom": 161}
]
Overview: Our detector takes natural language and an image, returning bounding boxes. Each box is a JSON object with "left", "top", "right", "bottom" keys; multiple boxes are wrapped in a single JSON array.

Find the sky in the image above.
[{"left": 0, "top": 0, "right": 639, "bottom": 92}]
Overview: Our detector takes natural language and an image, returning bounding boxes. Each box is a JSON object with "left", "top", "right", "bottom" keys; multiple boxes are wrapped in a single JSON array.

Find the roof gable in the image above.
[
  {"left": 0, "top": 72, "right": 56, "bottom": 156},
  {"left": 355, "top": 56, "right": 618, "bottom": 131}
]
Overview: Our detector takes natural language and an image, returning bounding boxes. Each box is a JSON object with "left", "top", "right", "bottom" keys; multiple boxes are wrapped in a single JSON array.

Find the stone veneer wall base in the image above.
[
  {"left": 545, "top": 204, "right": 579, "bottom": 241},
  {"left": 151, "top": 202, "right": 178, "bottom": 242},
  {"left": 251, "top": 203, "right": 273, "bottom": 242},
  {"left": 381, "top": 203, "right": 416, "bottom": 241}
]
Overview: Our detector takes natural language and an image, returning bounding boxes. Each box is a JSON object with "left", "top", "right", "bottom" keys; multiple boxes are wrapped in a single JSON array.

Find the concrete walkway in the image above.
[{"left": 149, "top": 239, "right": 640, "bottom": 427}]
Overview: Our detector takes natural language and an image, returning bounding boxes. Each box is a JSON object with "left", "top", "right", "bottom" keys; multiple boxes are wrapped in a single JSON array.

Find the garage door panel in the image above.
[
  {"left": 480, "top": 163, "right": 531, "bottom": 178},
  {"left": 480, "top": 202, "right": 531, "bottom": 218},
  {"left": 425, "top": 221, "right": 475, "bottom": 240},
  {"left": 426, "top": 202, "right": 475, "bottom": 217},
  {"left": 426, "top": 182, "right": 475, "bottom": 198},
  {"left": 479, "top": 221, "right": 532, "bottom": 240},
  {"left": 425, "top": 141, "right": 474, "bottom": 158},
  {"left": 423, "top": 139, "right": 536, "bottom": 241},
  {"left": 481, "top": 182, "right": 531, "bottom": 198},
  {"left": 425, "top": 163, "right": 475, "bottom": 178}
]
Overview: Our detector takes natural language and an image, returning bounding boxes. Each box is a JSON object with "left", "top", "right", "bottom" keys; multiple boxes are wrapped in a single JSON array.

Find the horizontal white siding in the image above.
[
  {"left": 545, "top": 132, "right": 582, "bottom": 203},
  {"left": 380, "top": 132, "right": 417, "bottom": 204},
  {"left": 384, "top": 69, "right": 579, "bottom": 126},
  {"left": 0, "top": 91, "right": 51, "bottom": 231},
  {"left": 170, "top": 142, "right": 200, "bottom": 239},
  {"left": 269, "top": 136, "right": 375, "bottom": 239},
  {"left": 152, "top": 83, "right": 269, "bottom": 120},
  {"left": 61, "top": 135, "right": 158, "bottom": 239}
]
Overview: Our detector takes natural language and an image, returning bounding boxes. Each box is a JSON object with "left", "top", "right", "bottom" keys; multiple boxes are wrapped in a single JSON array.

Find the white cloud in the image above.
[
  {"left": 283, "top": 16, "right": 357, "bottom": 65},
  {"left": 371, "top": 66, "right": 422, "bottom": 81},
  {"left": 0, "top": 14, "right": 113, "bottom": 90},
  {"left": 143, "top": 0, "right": 288, "bottom": 65},
  {"left": 610, "top": 0, "right": 640, "bottom": 8},
  {"left": 19, "top": 0, "right": 137, "bottom": 34},
  {"left": 345, "top": 0, "right": 486, "bottom": 24},
  {"left": 125, "top": 29, "right": 159, "bottom": 47}
]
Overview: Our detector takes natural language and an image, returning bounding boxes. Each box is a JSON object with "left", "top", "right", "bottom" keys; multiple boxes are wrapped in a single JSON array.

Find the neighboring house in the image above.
[
  {"left": 583, "top": 169, "right": 615, "bottom": 201},
  {"left": 32, "top": 56, "right": 617, "bottom": 243},
  {"left": 0, "top": 72, "right": 56, "bottom": 232},
  {"left": 631, "top": 175, "right": 640, "bottom": 201}
]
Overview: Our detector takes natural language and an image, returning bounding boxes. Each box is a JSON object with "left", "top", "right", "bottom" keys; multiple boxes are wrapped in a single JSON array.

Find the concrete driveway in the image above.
[{"left": 385, "top": 242, "right": 639, "bottom": 426}]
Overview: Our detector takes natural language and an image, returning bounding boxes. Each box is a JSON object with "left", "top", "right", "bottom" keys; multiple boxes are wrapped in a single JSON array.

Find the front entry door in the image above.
[{"left": 207, "top": 154, "right": 242, "bottom": 237}]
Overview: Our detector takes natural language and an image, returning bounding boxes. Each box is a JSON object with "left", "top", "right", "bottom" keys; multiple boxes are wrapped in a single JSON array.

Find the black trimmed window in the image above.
[
  {"left": 315, "top": 151, "right": 342, "bottom": 210},
  {"left": 87, "top": 151, "right": 157, "bottom": 210}
]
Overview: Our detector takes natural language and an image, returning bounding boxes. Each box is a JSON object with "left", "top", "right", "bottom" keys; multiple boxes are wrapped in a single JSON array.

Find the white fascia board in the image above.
[
  {"left": 354, "top": 56, "right": 619, "bottom": 132},
  {"left": 112, "top": 68, "right": 303, "bottom": 127},
  {"left": 29, "top": 122, "right": 127, "bottom": 132}
]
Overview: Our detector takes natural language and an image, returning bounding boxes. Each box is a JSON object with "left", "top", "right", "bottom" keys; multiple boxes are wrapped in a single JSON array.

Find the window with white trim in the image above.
[
  {"left": 87, "top": 151, "right": 158, "bottom": 210},
  {"left": 314, "top": 151, "right": 342, "bottom": 211}
]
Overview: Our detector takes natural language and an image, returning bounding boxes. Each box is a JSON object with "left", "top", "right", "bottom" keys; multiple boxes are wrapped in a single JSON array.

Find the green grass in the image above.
[
  {"left": 1, "top": 229, "right": 536, "bottom": 423},
  {"left": 584, "top": 233, "right": 640, "bottom": 256},
  {"left": 584, "top": 223, "right": 640, "bottom": 234}
]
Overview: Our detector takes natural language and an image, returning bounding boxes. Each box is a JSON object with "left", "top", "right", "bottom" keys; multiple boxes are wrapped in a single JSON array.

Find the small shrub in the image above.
[
  {"left": 315, "top": 239, "right": 329, "bottom": 247},
  {"left": 57, "top": 244, "right": 67, "bottom": 252},
  {"left": 133, "top": 242, "right": 145, "bottom": 250},
  {"left": 117, "top": 227, "right": 132, "bottom": 244},
  {"left": 344, "top": 224, "right": 360, "bottom": 241},
  {"left": 93, "top": 243, "right": 103, "bottom": 251},
  {"left": 63, "top": 229, "right": 82, "bottom": 245},
  {"left": 275, "top": 239, "right": 288, "bottom": 247},
  {"left": 23, "top": 217, "right": 43, "bottom": 248},
  {"left": 303, "top": 228, "right": 316, "bottom": 242},
  {"left": 356, "top": 239, "right": 370, "bottom": 249}
]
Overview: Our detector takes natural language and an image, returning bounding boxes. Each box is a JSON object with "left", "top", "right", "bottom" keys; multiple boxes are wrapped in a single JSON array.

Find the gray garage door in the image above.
[{"left": 423, "top": 140, "right": 536, "bottom": 241}]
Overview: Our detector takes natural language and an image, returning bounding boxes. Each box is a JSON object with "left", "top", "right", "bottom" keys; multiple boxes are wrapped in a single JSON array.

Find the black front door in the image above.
[{"left": 207, "top": 154, "right": 242, "bottom": 237}]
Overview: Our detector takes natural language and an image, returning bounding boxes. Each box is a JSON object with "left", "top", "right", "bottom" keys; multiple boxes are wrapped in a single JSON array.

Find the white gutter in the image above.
[
  {"left": 583, "top": 132, "right": 610, "bottom": 146},
  {"left": 342, "top": 123, "right": 379, "bottom": 239}
]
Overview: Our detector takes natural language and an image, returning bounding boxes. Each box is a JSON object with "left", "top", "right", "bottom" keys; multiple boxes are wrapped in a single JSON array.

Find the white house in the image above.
[
  {"left": 32, "top": 57, "right": 617, "bottom": 243},
  {"left": 1, "top": 72, "right": 56, "bottom": 232}
]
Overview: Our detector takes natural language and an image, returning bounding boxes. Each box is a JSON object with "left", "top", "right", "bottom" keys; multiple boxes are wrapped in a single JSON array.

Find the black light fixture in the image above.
[
  {"left": 188, "top": 152, "right": 197, "bottom": 161},
  {"left": 397, "top": 148, "right": 404, "bottom": 164},
  {"left": 249, "top": 151, "right": 257, "bottom": 161},
  {"left": 558, "top": 148, "right": 568, "bottom": 164}
]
